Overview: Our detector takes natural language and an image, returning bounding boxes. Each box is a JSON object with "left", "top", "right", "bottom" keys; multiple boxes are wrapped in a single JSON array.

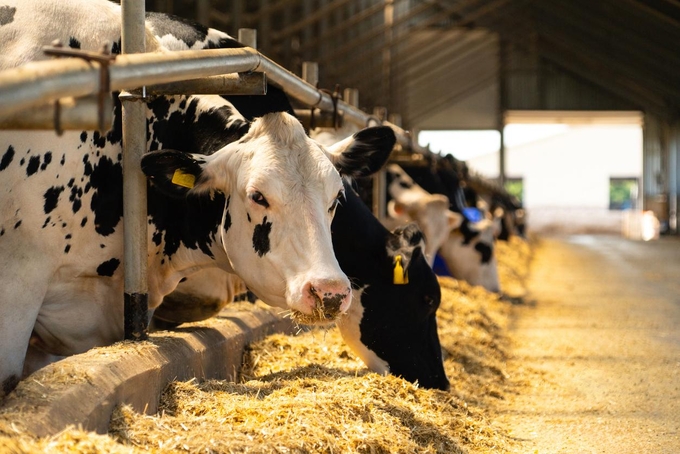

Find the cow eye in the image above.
[
  {"left": 249, "top": 191, "right": 269, "bottom": 208},
  {"left": 329, "top": 190, "right": 344, "bottom": 213}
]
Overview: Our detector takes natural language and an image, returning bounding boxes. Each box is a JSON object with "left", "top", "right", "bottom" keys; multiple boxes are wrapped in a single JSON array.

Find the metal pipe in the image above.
[
  {"left": 0, "top": 41, "right": 430, "bottom": 155},
  {"left": 121, "top": 0, "right": 148, "bottom": 342},
  {"left": 140, "top": 72, "right": 266, "bottom": 96},
  {"left": 0, "top": 48, "right": 262, "bottom": 118},
  {"left": 0, "top": 96, "right": 113, "bottom": 132}
]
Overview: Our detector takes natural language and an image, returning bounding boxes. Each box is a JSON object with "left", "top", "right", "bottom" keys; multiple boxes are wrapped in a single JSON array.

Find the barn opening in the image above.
[{"left": 419, "top": 111, "right": 646, "bottom": 236}]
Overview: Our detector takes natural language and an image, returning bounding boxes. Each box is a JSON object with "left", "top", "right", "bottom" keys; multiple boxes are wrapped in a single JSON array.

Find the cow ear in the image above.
[
  {"left": 447, "top": 210, "right": 464, "bottom": 230},
  {"left": 324, "top": 126, "right": 396, "bottom": 178},
  {"left": 141, "top": 149, "right": 208, "bottom": 199},
  {"left": 387, "top": 223, "right": 425, "bottom": 280}
]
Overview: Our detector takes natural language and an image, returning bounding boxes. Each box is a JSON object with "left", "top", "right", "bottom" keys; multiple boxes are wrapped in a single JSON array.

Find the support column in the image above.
[{"left": 121, "top": 0, "right": 148, "bottom": 341}]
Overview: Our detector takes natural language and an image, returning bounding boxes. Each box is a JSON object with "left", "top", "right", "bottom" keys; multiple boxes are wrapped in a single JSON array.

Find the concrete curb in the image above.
[{"left": 0, "top": 303, "right": 294, "bottom": 437}]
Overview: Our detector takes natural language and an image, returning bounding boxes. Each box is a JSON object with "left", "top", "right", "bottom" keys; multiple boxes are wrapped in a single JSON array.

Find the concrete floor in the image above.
[{"left": 497, "top": 234, "right": 680, "bottom": 453}]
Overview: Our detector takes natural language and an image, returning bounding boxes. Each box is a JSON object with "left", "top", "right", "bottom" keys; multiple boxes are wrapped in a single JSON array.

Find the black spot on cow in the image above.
[
  {"left": 100, "top": 244, "right": 105, "bottom": 248},
  {"left": 26, "top": 155, "right": 40, "bottom": 176},
  {"left": 68, "top": 37, "right": 81, "bottom": 49},
  {"left": 0, "top": 228, "right": 4, "bottom": 236},
  {"left": 60, "top": 154, "right": 66, "bottom": 166},
  {"left": 151, "top": 96, "right": 171, "bottom": 121},
  {"left": 40, "top": 152, "right": 52, "bottom": 171},
  {"left": 474, "top": 242, "right": 493, "bottom": 264},
  {"left": 105, "top": 93, "right": 123, "bottom": 146},
  {"left": 69, "top": 185, "right": 83, "bottom": 213},
  {"left": 42, "top": 217, "right": 51, "bottom": 228},
  {"left": 96, "top": 258, "right": 120, "bottom": 277},
  {"left": 64, "top": 244, "right": 71, "bottom": 254},
  {"left": 252, "top": 216, "right": 272, "bottom": 257},
  {"left": 246, "top": 213, "right": 251, "bottom": 223},
  {"left": 43, "top": 186, "right": 64, "bottom": 214},
  {"left": 80, "top": 132, "right": 88, "bottom": 143},
  {"left": 92, "top": 131, "right": 106, "bottom": 149},
  {"left": 13, "top": 220, "right": 21, "bottom": 229},
  {"left": 65, "top": 234, "right": 72, "bottom": 240},
  {"left": 0, "top": 6, "right": 16, "bottom": 26},
  {"left": 223, "top": 196, "right": 232, "bottom": 234},
  {"left": 67, "top": 178, "right": 75, "bottom": 188},
  {"left": 19, "top": 157, "right": 24, "bottom": 166},
  {"left": 80, "top": 217, "right": 87, "bottom": 227},
  {"left": 460, "top": 220, "right": 480, "bottom": 245},
  {"left": 152, "top": 229, "right": 162, "bottom": 246},
  {"left": 110, "top": 40, "right": 121, "bottom": 55},
  {"left": 89, "top": 156, "right": 123, "bottom": 236},
  {"left": 0, "top": 145, "right": 14, "bottom": 171},
  {"left": 82, "top": 155, "right": 93, "bottom": 176}
]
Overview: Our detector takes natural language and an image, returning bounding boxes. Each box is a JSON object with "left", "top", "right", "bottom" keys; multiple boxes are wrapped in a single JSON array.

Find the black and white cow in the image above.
[
  {"left": 139, "top": 15, "right": 449, "bottom": 390},
  {"left": 159, "top": 177, "right": 450, "bottom": 390},
  {"left": 397, "top": 155, "right": 501, "bottom": 293},
  {"left": 0, "top": 0, "right": 395, "bottom": 395}
]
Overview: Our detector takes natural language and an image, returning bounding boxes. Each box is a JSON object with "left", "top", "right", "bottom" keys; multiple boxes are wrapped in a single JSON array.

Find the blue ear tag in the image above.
[{"left": 462, "top": 207, "right": 483, "bottom": 223}]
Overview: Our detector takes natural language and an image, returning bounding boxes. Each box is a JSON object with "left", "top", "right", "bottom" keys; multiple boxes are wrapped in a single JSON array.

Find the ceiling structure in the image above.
[{"left": 150, "top": 0, "right": 680, "bottom": 130}]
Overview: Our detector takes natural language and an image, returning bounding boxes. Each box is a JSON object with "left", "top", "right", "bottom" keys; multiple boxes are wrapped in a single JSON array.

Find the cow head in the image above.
[
  {"left": 142, "top": 112, "right": 394, "bottom": 325},
  {"left": 336, "top": 222, "right": 449, "bottom": 390},
  {"left": 439, "top": 218, "right": 500, "bottom": 293},
  {"left": 385, "top": 164, "right": 463, "bottom": 266}
]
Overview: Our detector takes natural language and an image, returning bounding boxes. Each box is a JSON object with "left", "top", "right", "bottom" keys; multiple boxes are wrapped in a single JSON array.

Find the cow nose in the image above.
[{"left": 302, "top": 279, "right": 351, "bottom": 320}]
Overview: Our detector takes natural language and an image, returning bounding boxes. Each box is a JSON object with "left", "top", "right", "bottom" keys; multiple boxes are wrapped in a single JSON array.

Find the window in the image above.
[
  {"left": 609, "top": 178, "right": 638, "bottom": 210},
  {"left": 504, "top": 178, "right": 524, "bottom": 205}
]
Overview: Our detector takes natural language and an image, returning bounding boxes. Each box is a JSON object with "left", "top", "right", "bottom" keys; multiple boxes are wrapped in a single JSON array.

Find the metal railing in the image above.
[{"left": 0, "top": 25, "right": 434, "bottom": 341}]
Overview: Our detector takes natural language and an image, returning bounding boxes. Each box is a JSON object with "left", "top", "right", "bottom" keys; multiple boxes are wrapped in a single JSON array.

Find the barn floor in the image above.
[{"left": 496, "top": 234, "right": 680, "bottom": 453}]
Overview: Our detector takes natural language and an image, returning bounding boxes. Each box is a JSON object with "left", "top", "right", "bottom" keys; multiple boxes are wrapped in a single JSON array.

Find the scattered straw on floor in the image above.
[{"left": 0, "top": 237, "right": 532, "bottom": 454}]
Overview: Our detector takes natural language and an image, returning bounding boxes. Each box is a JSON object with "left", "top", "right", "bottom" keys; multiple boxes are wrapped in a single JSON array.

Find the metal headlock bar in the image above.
[{"left": 0, "top": 26, "right": 438, "bottom": 341}]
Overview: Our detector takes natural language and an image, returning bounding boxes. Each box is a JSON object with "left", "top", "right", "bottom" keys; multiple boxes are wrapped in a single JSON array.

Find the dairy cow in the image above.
[
  {"left": 161, "top": 179, "right": 450, "bottom": 390},
  {"left": 141, "top": 17, "right": 449, "bottom": 389},
  {"left": 0, "top": 0, "right": 395, "bottom": 395},
  {"left": 397, "top": 155, "right": 501, "bottom": 293}
]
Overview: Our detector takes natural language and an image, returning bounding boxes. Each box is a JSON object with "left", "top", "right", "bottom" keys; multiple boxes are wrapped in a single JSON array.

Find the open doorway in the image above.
[{"left": 418, "top": 111, "right": 644, "bottom": 235}]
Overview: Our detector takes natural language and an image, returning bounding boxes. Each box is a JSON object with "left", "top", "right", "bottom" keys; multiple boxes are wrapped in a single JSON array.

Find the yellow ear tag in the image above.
[
  {"left": 393, "top": 255, "right": 409, "bottom": 285},
  {"left": 171, "top": 169, "right": 195, "bottom": 189}
]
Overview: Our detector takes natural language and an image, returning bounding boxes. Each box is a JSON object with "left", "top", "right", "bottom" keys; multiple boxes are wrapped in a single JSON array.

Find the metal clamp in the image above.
[{"left": 43, "top": 41, "right": 117, "bottom": 133}]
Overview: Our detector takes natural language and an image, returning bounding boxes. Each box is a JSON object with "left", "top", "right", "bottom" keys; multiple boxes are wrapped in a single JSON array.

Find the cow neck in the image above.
[
  {"left": 331, "top": 183, "right": 392, "bottom": 287},
  {"left": 146, "top": 95, "right": 250, "bottom": 156}
]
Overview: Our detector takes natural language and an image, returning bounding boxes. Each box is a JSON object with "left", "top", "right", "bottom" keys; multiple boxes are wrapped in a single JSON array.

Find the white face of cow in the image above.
[
  {"left": 386, "top": 164, "right": 463, "bottom": 266},
  {"left": 438, "top": 219, "right": 501, "bottom": 293},
  {"left": 144, "top": 113, "right": 356, "bottom": 324}
]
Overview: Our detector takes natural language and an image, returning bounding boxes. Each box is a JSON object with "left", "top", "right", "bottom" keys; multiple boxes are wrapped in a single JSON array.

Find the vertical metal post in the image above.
[
  {"left": 383, "top": 0, "right": 394, "bottom": 111},
  {"left": 302, "top": 62, "right": 319, "bottom": 88},
  {"left": 343, "top": 88, "right": 359, "bottom": 108},
  {"left": 197, "top": 0, "right": 210, "bottom": 26},
  {"left": 371, "top": 106, "right": 387, "bottom": 220},
  {"left": 121, "top": 0, "right": 148, "bottom": 341},
  {"left": 498, "top": 37, "right": 507, "bottom": 187},
  {"left": 238, "top": 29, "right": 257, "bottom": 49}
]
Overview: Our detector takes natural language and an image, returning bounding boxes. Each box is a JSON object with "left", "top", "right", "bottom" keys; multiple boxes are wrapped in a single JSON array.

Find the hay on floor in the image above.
[{"left": 0, "top": 237, "right": 532, "bottom": 453}]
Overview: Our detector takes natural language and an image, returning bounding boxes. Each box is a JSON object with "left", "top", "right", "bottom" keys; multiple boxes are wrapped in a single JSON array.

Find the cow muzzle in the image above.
[{"left": 290, "top": 279, "right": 352, "bottom": 325}]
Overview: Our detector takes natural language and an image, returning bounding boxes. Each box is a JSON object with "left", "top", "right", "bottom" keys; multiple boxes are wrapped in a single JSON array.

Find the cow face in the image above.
[
  {"left": 143, "top": 113, "right": 394, "bottom": 325},
  {"left": 336, "top": 223, "right": 449, "bottom": 391},
  {"left": 439, "top": 219, "right": 500, "bottom": 293},
  {"left": 385, "top": 164, "right": 463, "bottom": 266}
]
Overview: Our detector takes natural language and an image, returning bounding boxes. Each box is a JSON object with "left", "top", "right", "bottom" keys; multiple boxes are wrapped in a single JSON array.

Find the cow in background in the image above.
[{"left": 396, "top": 155, "right": 501, "bottom": 293}]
